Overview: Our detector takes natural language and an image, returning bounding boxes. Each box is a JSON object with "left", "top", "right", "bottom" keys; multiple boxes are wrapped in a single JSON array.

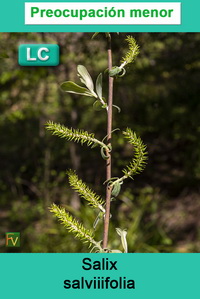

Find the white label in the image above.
[{"left": 25, "top": 2, "right": 181, "bottom": 25}]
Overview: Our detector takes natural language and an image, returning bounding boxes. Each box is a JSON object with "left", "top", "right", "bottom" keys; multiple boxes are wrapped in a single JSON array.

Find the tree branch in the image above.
[{"left": 103, "top": 34, "right": 114, "bottom": 249}]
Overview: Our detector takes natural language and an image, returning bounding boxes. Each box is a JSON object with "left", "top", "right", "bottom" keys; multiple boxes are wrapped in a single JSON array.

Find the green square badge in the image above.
[{"left": 5, "top": 232, "right": 20, "bottom": 247}]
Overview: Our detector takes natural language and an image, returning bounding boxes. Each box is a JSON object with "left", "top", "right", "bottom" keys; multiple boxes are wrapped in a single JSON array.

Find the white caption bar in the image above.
[{"left": 25, "top": 2, "right": 181, "bottom": 25}]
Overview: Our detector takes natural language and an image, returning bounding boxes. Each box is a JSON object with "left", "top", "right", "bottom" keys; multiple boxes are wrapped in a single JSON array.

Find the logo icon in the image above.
[
  {"left": 5, "top": 232, "right": 20, "bottom": 247},
  {"left": 18, "top": 44, "right": 60, "bottom": 66}
]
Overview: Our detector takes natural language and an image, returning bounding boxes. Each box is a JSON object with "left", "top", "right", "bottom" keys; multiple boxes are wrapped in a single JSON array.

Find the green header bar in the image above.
[{"left": 0, "top": 0, "right": 200, "bottom": 32}]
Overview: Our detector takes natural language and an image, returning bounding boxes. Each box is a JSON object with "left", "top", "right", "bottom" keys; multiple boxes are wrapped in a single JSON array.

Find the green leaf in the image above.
[
  {"left": 102, "top": 128, "right": 120, "bottom": 143},
  {"left": 93, "top": 211, "right": 104, "bottom": 229},
  {"left": 111, "top": 182, "right": 121, "bottom": 197},
  {"left": 116, "top": 228, "right": 128, "bottom": 253},
  {"left": 96, "top": 73, "right": 103, "bottom": 100},
  {"left": 109, "top": 66, "right": 122, "bottom": 77},
  {"left": 91, "top": 32, "right": 99, "bottom": 39},
  {"left": 103, "top": 177, "right": 119, "bottom": 185},
  {"left": 77, "top": 65, "right": 96, "bottom": 96},
  {"left": 102, "top": 103, "right": 108, "bottom": 109},
  {"left": 113, "top": 105, "right": 121, "bottom": 113},
  {"left": 60, "top": 81, "right": 94, "bottom": 97},
  {"left": 118, "top": 68, "right": 126, "bottom": 77},
  {"left": 92, "top": 32, "right": 111, "bottom": 39},
  {"left": 105, "top": 33, "right": 111, "bottom": 39},
  {"left": 90, "top": 241, "right": 103, "bottom": 253},
  {"left": 93, "top": 100, "right": 103, "bottom": 111},
  {"left": 91, "top": 142, "right": 98, "bottom": 149},
  {"left": 101, "top": 147, "right": 109, "bottom": 160}
]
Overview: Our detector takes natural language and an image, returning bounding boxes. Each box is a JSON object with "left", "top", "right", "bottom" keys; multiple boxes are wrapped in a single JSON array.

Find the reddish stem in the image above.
[{"left": 103, "top": 35, "right": 113, "bottom": 249}]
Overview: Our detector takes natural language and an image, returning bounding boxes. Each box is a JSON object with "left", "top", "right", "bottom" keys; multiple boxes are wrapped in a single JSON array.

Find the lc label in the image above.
[{"left": 18, "top": 44, "right": 59, "bottom": 66}]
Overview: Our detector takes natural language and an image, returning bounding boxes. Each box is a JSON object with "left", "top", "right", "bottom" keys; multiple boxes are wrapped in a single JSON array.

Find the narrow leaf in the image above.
[
  {"left": 60, "top": 81, "right": 94, "bottom": 97},
  {"left": 105, "top": 33, "right": 111, "bottom": 39},
  {"left": 109, "top": 66, "right": 122, "bottom": 77},
  {"left": 116, "top": 228, "right": 128, "bottom": 253},
  {"left": 91, "top": 32, "right": 99, "bottom": 39},
  {"left": 113, "top": 105, "right": 121, "bottom": 113},
  {"left": 111, "top": 182, "right": 121, "bottom": 197},
  {"left": 93, "top": 211, "right": 104, "bottom": 229},
  {"left": 77, "top": 65, "right": 96, "bottom": 95},
  {"left": 101, "top": 147, "right": 109, "bottom": 160},
  {"left": 96, "top": 73, "right": 103, "bottom": 100}
]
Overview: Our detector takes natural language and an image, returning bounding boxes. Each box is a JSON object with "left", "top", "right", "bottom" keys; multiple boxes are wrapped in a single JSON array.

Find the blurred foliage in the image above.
[{"left": 0, "top": 33, "right": 200, "bottom": 252}]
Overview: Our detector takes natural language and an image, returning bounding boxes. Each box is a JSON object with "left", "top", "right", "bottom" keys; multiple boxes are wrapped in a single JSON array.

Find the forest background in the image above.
[{"left": 0, "top": 32, "right": 200, "bottom": 253}]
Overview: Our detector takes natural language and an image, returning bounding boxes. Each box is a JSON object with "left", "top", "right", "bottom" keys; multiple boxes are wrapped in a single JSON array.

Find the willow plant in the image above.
[{"left": 46, "top": 34, "right": 147, "bottom": 253}]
